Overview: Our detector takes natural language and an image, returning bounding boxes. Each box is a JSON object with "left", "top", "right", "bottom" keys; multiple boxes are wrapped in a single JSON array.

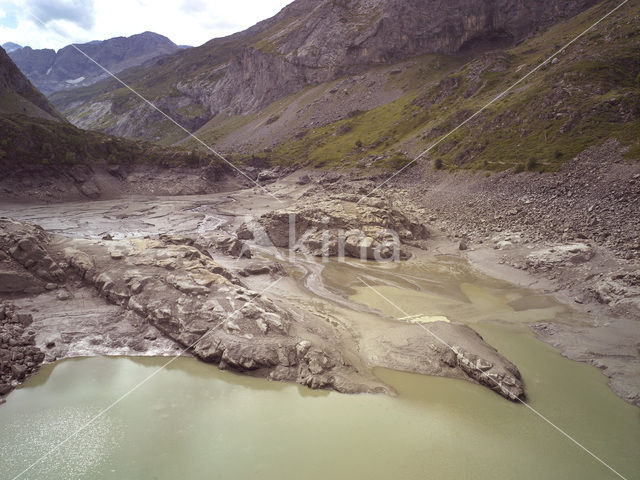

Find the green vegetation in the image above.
[
  {"left": 241, "top": 1, "right": 640, "bottom": 171},
  {"left": 46, "top": 0, "right": 640, "bottom": 174},
  {"left": 0, "top": 113, "right": 225, "bottom": 172}
]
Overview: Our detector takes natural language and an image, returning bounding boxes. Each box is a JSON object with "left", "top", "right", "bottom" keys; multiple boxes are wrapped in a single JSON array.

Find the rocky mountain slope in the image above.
[
  {"left": 1, "top": 42, "right": 22, "bottom": 53},
  {"left": 0, "top": 46, "right": 228, "bottom": 200},
  {"left": 0, "top": 47, "right": 64, "bottom": 121},
  {"left": 9, "top": 32, "right": 181, "bottom": 95},
  {"left": 51, "top": 0, "right": 600, "bottom": 146},
  {"left": 191, "top": 0, "right": 637, "bottom": 173}
]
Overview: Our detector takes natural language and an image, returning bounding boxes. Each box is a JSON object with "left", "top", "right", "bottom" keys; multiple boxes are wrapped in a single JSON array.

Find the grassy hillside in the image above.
[{"left": 184, "top": 0, "right": 639, "bottom": 172}]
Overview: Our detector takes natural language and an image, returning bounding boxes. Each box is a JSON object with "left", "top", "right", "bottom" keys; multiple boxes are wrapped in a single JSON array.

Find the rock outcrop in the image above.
[
  {"left": 0, "top": 303, "right": 45, "bottom": 402},
  {"left": 0, "top": 217, "right": 526, "bottom": 401},
  {"left": 198, "top": 0, "right": 598, "bottom": 115},
  {"left": 0, "top": 218, "right": 66, "bottom": 291},
  {"left": 255, "top": 193, "right": 428, "bottom": 259},
  {"left": 0, "top": 218, "right": 384, "bottom": 394}
]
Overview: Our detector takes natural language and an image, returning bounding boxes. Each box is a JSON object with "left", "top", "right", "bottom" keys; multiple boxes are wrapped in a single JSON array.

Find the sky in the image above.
[{"left": 0, "top": 0, "right": 293, "bottom": 50}]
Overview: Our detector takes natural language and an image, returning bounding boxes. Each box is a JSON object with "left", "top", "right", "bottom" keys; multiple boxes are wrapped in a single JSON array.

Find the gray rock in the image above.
[
  {"left": 79, "top": 181, "right": 101, "bottom": 199},
  {"left": 56, "top": 289, "right": 73, "bottom": 301}
]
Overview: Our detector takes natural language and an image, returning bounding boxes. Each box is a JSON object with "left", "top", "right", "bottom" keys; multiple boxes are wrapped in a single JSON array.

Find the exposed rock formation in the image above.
[
  {"left": 255, "top": 193, "right": 429, "bottom": 259},
  {"left": 199, "top": 0, "right": 598, "bottom": 114},
  {"left": 0, "top": 217, "right": 525, "bottom": 401},
  {"left": 0, "top": 303, "right": 45, "bottom": 402}
]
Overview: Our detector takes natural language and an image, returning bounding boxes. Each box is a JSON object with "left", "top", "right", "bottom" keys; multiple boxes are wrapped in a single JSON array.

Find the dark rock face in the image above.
[
  {"left": 9, "top": 32, "right": 180, "bottom": 95},
  {"left": 0, "top": 303, "right": 45, "bottom": 401}
]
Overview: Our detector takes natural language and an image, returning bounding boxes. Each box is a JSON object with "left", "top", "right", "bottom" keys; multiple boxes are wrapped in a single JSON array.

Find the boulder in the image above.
[
  {"left": 0, "top": 269, "right": 39, "bottom": 293},
  {"left": 63, "top": 247, "right": 95, "bottom": 276},
  {"left": 258, "top": 195, "right": 427, "bottom": 260},
  {"left": 79, "top": 180, "right": 101, "bottom": 199}
]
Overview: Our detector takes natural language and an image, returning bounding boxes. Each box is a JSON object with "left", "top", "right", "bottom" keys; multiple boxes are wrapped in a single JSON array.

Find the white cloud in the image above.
[
  {"left": 0, "top": 0, "right": 292, "bottom": 50},
  {"left": 25, "top": 0, "right": 96, "bottom": 30}
]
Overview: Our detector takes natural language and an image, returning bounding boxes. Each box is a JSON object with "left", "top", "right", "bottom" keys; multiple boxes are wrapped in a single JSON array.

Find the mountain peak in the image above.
[
  {"left": 8, "top": 32, "right": 180, "bottom": 95},
  {"left": 1, "top": 42, "right": 22, "bottom": 53}
]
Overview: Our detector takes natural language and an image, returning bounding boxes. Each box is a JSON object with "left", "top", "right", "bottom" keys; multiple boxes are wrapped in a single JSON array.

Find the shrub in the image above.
[
  {"left": 266, "top": 115, "right": 279, "bottom": 125},
  {"left": 434, "top": 158, "right": 443, "bottom": 170},
  {"left": 337, "top": 123, "right": 352, "bottom": 135},
  {"left": 355, "top": 140, "right": 363, "bottom": 148},
  {"left": 526, "top": 157, "right": 538, "bottom": 171},
  {"left": 514, "top": 162, "right": 525, "bottom": 173},
  {"left": 388, "top": 152, "right": 411, "bottom": 169},
  {"left": 186, "top": 150, "right": 200, "bottom": 166},
  {"left": 64, "top": 151, "right": 78, "bottom": 164}
]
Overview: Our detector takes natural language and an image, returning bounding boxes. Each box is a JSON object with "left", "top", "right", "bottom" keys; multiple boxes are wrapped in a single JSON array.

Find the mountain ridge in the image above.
[
  {"left": 0, "top": 46, "right": 63, "bottom": 121},
  {"left": 9, "top": 31, "right": 180, "bottom": 95},
  {"left": 51, "top": 0, "right": 600, "bottom": 144},
  {"left": 1, "top": 42, "right": 22, "bottom": 53},
  {"left": 0, "top": 45, "right": 228, "bottom": 198}
]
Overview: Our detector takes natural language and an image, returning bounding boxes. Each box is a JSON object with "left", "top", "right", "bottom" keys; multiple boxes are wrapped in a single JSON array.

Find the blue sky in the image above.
[{"left": 0, "top": 0, "right": 292, "bottom": 50}]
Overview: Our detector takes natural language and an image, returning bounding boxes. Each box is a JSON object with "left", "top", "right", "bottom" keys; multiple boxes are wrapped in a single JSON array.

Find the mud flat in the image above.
[
  {"left": 1, "top": 166, "right": 638, "bottom": 407},
  {"left": 0, "top": 184, "right": 525, "bottom": 402}
]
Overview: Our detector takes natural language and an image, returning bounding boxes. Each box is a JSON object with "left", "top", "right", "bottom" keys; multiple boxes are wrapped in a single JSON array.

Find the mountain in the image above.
[
  {"left": 51, "top": 0, "right": 599, "bottom": 143},
  {"left": 8, "top": 32, "right": 180, "bottom": 95},
  {"left": 0, "top": 46, "right": 64, "bottom": 121},
  {"left": 50, "top": 0, "right": 638, "bottom": 172},
  {"left": 0, "top": 46, "right": 223, "bottom": 190},
  {"left": 1, "top": 42, "right": 22, "bottom": 53}
]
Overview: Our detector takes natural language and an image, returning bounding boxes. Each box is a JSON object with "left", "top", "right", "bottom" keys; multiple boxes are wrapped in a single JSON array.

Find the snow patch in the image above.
[{"left": 65, "top": 77, "right": 86, "bottom": 85}]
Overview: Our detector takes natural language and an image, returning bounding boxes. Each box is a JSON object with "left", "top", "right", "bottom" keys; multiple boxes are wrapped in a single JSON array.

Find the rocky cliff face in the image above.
[
  {"left": 212, "top": 0, "right": 598, "bottom": 114},
  {"left": 176, "top": 0, "right": 600, "bottom": 115},
  {"left": 10, "top": 32, "right": 180, "bottom": 95},
  {"left": 52, "top": 0, "right": 598, "bottom": 140}
]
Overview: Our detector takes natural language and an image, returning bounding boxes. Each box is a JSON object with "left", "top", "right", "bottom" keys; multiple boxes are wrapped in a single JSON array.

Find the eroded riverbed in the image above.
[{"left": 1, "top": 193, "right": 639, "bottom": 479}]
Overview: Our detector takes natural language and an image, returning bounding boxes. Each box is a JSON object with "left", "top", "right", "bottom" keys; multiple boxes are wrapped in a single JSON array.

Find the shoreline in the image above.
[{"left": 1, "top": 160, "right": 638, "bottom": 406}]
